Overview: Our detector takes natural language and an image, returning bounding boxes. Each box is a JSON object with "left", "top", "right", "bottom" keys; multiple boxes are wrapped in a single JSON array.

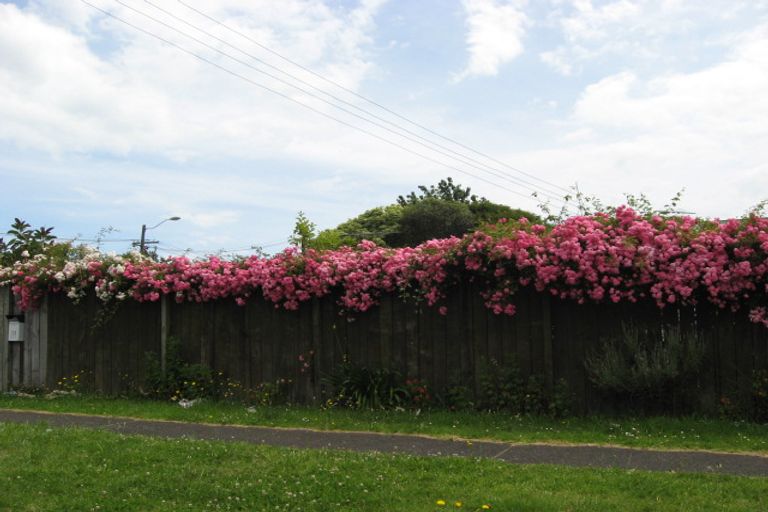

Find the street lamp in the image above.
[{"left": 139, "top": 216, "right": 181, "bottom": 255}]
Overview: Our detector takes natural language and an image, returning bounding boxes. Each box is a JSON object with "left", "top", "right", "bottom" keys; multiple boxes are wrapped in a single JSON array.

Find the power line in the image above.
[
  {"left": 79, "top": 0, "right": 553, "bottom": 207},
  {"left": 156, "top": 240, "right": 286, "bottom": 256},
  {"left": 178, "top": 0, "right": 573, "bottom": 197},
  {"left": 112, "top": 0, "right": 566, "bottom": 205},
  {"left": 58, "top": 237, "right": 138, "bottom": 243},
  {"left": 212, "top": 241, "right": 287, "bottom": 254},
  {"left": 57, "top": 236, "right": 286, "bottom": 255},
  {"left": 135, "top": 0, "right": 566, "bottom": 203},
  {"left": 155, "top": 245, "right": 198, "bottom": 254}
]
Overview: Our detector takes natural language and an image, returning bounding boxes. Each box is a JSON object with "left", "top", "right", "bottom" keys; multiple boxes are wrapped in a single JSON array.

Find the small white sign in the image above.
[{"left": 8, "top": 319, "right": 24, "bottom": 342}]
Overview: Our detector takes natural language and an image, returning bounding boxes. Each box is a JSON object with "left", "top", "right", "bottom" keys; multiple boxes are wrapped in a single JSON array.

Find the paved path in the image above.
[{"left": 1, "top": 409, "right": 766, "bottom": 477}]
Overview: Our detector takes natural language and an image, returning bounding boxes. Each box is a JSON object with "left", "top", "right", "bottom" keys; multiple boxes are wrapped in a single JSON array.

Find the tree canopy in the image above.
[
  {"left": 296, "top": 178, "right": 542, "bottom": 250},
  {"left": 0, "top": 218, "right": 57, "bottom": 266}
]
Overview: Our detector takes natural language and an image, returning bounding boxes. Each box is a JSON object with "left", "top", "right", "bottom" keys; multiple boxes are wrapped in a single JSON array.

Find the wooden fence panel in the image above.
[
  {"left": 5, "top": 284, "right": 766, "bottom": 414},
  {"left": 22, "top": 298, "right": 44, "bottom": 387},
  {"left": 755, "top": 321, "right": 768, "bottom": 371},
  {"left": 0, "top": 288, "right": 10, "bottom": 391},
  {"left": 390, "top": 297, "right": 408, "bottom": 377},
  {"left": 445, "top": 285, "right": 467, "bottom": 389}
]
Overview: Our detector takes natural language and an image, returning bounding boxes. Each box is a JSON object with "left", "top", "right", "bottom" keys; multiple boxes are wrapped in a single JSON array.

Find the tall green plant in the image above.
[
  {"left": 143, "top": 337, "right": 237, "bottom": 401},
  {"left": 477, "top": 358, "right": 571, "bottom": 417},
  {"left": 585, "top": 324, "right": 705, "bottom": 412},
  {"left": 289, "top": 211, "right": 316, "bottom": 253},
  {"left": 325, "top": 361, "right": 409, "bottom": 409},
  {"left": 0, "top": 218, "right": 57, "bottom": 265},
  {"left": 752, "top": 370, "right": 768, "bottom": 423}
]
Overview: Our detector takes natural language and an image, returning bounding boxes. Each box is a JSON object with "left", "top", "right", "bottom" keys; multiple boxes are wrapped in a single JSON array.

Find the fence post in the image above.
[
  {"left": 310, "top": 298, "right": 321, "bottom": 402},
  {"left": 23, "top": 297, "right": 47, "bottom": 388},
  {"left": 542, "top": 295, "right": 554, "bottom": 390},
  {"left": 160, "top": 295, "right": 169, "bottom": 375},
  {"left": 0, "top": 287, "right": 9, "bottom": 392}
]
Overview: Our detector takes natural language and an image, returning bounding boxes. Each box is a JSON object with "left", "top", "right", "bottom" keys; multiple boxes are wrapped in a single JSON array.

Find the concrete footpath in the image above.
[{"left": 1, "top": 409, "right": 766, "bottom": 477}]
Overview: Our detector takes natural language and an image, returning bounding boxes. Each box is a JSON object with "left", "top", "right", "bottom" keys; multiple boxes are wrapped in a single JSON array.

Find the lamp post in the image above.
[{"left": 139, "top": 216, "right": 181, "bottom": 255}]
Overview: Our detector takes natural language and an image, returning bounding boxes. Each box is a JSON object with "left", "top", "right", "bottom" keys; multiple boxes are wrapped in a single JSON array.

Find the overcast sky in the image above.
[{"left": 1, "top": 0, "right": 767, "bottom": 256}]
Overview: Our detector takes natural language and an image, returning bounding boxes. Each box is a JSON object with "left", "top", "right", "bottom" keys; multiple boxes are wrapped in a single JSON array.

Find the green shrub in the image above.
[
  {"left": 477, "top": 358, "right": 571, "bottom": 417},
  {"left": 752, "top": 369, "right": 768, "bottom": 423},
  {"left": 55, "top": 369, "right": 91, "bottom": 393},
  {"left": 477, "top": 358, "right": 525, "bottom": 412},
  {"left": 404, "top": 378, "right": 432, "bottom": 407},
  {"left": 325, "top": 360, "right": 409, "bottom": 409},
  {"left": 143, "top": 338, "right": 238, "bottom": 401},
  {"left": 548, "top": 378, "right": 573, "bottom": 418},
  {"left": 443, "top": 383, "right": 474, "bottom": 411},
  {"left": 241, "top": 379, "right": 292, "bottom": 407},
  {"left": 391, "top": 198, "right": 476, "bottom": 247},
  {"left": 584, "top": 323, "right": 705, "bottom": 413},
  {"left": 522, "top": 375, "right": 548, "bottom": 415}
]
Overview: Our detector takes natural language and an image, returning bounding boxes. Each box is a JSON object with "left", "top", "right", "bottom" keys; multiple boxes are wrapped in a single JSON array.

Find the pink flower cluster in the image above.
[
  {"left": 3, "top": 207, "right": 768, "bottom": 326},
  {"left": 467, "top": 207, "right": 768, "bottom": 324}
]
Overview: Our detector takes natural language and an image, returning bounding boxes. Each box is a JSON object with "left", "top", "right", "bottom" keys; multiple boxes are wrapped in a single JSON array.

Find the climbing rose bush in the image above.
[{"left": 2, "top": 207, "right": 767, "bottom": 326}]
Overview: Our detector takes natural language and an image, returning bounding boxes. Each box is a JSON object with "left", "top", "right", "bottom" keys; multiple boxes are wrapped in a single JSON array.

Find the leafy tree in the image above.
[
  {"left": 308, "top": 229, "right": 356, "bottom": 251},
  {"left": 294, "top": 179, "right": 543, "bottom": 251},
  {"left": 335, "top": 204, "right": 403, "bottom": 247},
  {"left": 0, "top": 218, "right": 58, "bottom": 266},
  {"left": 308, "top": 205, "right": 403, "bottom": 250},
  {"left": 289, "top": 211, "right": 316, "bottom": 253},
  {"left": 391, "top": 198, "right": 475, "bottom": 247},
  {"left": 399, "top": 177, "right": 540, "bottom": 225},
  {"left": 397, "top": 177, "right": 476, "bottom": 205},
  {"left": 469, "top": 199, "right": 542, "bottom": 226}
]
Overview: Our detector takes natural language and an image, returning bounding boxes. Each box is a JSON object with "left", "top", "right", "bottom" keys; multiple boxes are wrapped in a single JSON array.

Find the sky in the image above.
[{"left": 1, "top": 0, "right": 768, "bottom": 256}]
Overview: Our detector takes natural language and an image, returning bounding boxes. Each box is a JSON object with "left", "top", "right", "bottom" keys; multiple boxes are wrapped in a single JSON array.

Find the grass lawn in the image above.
[
  {"left": 1, "top": 394, "right": 767, "bottom": 454},
  {"left": 0, "top": 422, "right": 766, "bottom": 512}
]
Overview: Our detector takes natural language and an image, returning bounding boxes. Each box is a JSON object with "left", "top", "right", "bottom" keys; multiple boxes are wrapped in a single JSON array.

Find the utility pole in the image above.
[
  {"left": 139, "top": 224, "right": 147, "bottom": 255},
  {"left": 137, "top": 217, "right": 181, "bottom": 255}
]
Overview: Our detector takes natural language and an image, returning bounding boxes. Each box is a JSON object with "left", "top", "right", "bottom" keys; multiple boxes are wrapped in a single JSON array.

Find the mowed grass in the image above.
[
  {"left": 1, "top": 395, "right": 767, "bottom": 454},
  {"left": 0, "top": 422, "right": 766, "bottom": 512}
]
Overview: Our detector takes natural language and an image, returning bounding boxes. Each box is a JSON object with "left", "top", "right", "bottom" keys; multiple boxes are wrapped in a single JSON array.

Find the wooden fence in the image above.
[{"left": 2, "top": 286, "right": 767, "bottom": 413}]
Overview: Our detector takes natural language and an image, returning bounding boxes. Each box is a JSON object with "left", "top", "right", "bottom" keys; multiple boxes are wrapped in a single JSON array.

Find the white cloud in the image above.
[
  {"left": 455, "top": 0, "right": 528, "bottom": 81},
  {"left": 520, "top": 21, "right": 768, "bottom": 217},
  {"left": 184, "top": 210, "right": 240, "bottom": 229},
  {"left": 539, "top": 48, "right": 574, "bottom": 75},
  {"left": 3, "top": 0, "right": 768, "bottom": 254},
  {"left": 26, "top": 0, "right": 101, "bottom": 31},
  {"left": 0, "top": 0, "right": 415, "bottom": 171},
  {"left": 540, "top": 0, "right": 768, "bottom": 75},
  {"left": 560, "top": 0, "right": 641, "bottom": 41}
]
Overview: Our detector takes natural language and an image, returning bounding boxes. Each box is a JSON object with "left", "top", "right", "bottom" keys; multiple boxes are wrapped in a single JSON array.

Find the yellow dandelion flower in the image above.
[
  {"left": 436, "top": 499, "right": 446, "bottom": 507},
  {"left": 454, "top": 501, "right": 462, "bottom": 507},
  {"left": 481, "top": 505, "right": 491, "bottom": 510}
]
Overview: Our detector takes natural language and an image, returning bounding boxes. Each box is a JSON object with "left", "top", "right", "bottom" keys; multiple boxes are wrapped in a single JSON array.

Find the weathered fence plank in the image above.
[
  {"left": 4, "top": 285, "right": 767, "bottom": 414},
  {"left": 0, "top": 288, "right": 10, "bottom": 391},
  {"left": 404, "top": 305, "right": 419, "bottom": 378}
]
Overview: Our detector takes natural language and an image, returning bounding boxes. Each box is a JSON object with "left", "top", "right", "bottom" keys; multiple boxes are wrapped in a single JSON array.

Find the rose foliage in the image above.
[{"left": 1, "top": 207, "right": 767, "bottom": 326}]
